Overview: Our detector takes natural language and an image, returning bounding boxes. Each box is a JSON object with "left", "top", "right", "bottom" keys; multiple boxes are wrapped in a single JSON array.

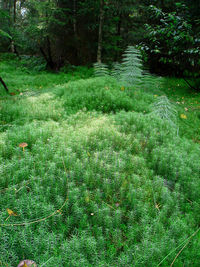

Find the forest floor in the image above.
[{"left": 0, "top": 57, "right": 200, "bottom": 266}]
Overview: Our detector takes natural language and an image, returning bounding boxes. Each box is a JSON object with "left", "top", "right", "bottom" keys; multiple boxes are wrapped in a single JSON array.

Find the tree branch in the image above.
[
  {"left": 183, "top": 78, "right": 197, "bottom": 91},
  {"left": 0, "top": 77, "right": 9, "bottom": 93}
]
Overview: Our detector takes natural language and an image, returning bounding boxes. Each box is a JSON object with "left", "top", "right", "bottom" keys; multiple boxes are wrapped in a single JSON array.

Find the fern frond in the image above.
[
  {"left": 111, "top": 62, "right": 122, "bottom": 81},
  {"left": 120, "top": 46, "right": 143, "bottom": 86},
  {"left": 151, "top": 96, "right": 178, "bottom": 132},
  {"left": 93, "top": 62, "right": 109, "bottom": 77}
]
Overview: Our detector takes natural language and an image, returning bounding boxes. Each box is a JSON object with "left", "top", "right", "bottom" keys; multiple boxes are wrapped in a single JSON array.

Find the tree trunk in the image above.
[
  {"left": 73, "top": 0, "right": 77, "bottom": 36},
  {"left": 40, "top": 40, "right": 56, "bottom": 71},
  {"left": 97, "top": 0, "right": 104, "bottom": 63},
  {"left": 114, "top": 14, "right": 122, "bottom": 61},
  {"left": 160, "top": 0, "right": 165, "bottom": 9},
  {"left": 0, "top": 77, "right": 9, "bottom": 93},
  {"left": 3, "top": 0, "right": 8, "bottom": 9},
  {"left": 13, "top": 0, "right": 16, "bottom": 24},
  {"left": 46, "top": 36, "right": 54, "bottom": 69},
  {"left": 10, "top": 0, "right": 20, "bottom": 57}
]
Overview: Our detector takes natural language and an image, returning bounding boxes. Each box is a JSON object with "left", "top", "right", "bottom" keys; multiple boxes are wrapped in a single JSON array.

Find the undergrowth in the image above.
[{"left": 0, "top": 57, "right": 200, "bottom": 266}]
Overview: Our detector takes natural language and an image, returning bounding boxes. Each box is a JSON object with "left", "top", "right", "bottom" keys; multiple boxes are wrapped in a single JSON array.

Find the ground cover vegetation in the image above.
[
  {"left": 0, "top": 0, "right": 200, "bottom": 266},
  {"left": 0, "top": 52, "right": 200, "bottom": 266}
]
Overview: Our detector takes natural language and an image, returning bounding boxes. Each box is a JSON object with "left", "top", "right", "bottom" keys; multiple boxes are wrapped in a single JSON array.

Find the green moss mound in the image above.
[{"left": 0, "top": 60, "right": 200, "bottom": 266}]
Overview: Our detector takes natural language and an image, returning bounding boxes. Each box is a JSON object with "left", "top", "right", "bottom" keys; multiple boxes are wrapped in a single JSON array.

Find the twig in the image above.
[
  {"left": 157, "top": 227, "right": 200, "bottom": 266},
  {"left": 183, "top": 78, "right": 197, "bottom": 91},
  {"left": 0, "top": 197, "right": 68, "bottom": 227},
  {"left": 0, "top": 76, "right": 9, "bottom": 93},
  {"left": 62, "top": 156, "right": 69, "bottom": 199},
  {"left": 170, "top": 227, "right": 200, "bottom": 267},
  {"left": 40, "top": 257, "right": 54, "bottom": 267},
  {"left": 15, "top": 182, "right": 30, "bottom": 194}
]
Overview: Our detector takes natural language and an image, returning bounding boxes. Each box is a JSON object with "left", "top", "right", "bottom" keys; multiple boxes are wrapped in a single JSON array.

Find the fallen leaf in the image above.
[
  {"left": 6, "top": 208, "right": 18, "bottom": 216},
  {"left": 184, "top": 107, "right": 188, "bottom": 111},
  {"left": 121, "top": 86, "right": 125, "bottom": 91},
  {"left": 57, "top": 210, "right": 62, "bottom": 215},
  {"left": 155, "top": 203, "right": 161, "bottom": 211},
  {"left": 180, "top": 114, "right": 187, "bottom": 119}
]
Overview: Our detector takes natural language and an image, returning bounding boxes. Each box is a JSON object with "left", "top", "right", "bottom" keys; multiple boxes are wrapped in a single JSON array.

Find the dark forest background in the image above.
[{"left": 0, "top": 0, "right": 200, "bottom": 77}]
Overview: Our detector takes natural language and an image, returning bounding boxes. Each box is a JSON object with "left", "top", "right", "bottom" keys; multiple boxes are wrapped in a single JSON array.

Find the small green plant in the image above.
[
  {"left": 94, "top": 46, "right": 143, "bottom": 87},
  {"left": 120, "top": 46, "right": 143, "bottom": 86},
  {"left": 151, "top": 95, "right": 178, "bottom": 133},
  {"left": 93, "top": 62, "right": 109, "bottom": 77},
  {"left": 111, "top": 62, "right": 122, "bottom": 81}
]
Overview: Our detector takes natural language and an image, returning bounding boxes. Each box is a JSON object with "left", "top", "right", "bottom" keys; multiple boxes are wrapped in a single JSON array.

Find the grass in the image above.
[{"left": 0, "top": 56, "right": 200, "bottom": 266}]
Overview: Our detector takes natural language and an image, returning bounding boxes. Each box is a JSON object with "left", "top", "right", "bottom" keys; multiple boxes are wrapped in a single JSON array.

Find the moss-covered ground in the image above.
[{"left": 0, "top": 56, "right": 200, "bottom": 266}]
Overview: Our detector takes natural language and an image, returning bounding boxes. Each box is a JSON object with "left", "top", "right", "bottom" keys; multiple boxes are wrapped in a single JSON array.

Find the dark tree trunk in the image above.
[
  {"left": 40, "top": 44, "right": 56, "bottom": 70},
  {"left": 10, "top": 0, "right": 20, "bottom": 58},
  {"left": 73, "top": 0, "right": 77, "bottom": 36},
  {"left": 0, "top": 77, "right": 9, "bottom": 93},
  {"left": 114, "top": 14, "right": 122, "bottom": 61},
  {"left": 97, "top": 0, "right": 104, "bottom": 63},
  {"left": 13, "top": 0, "right": 16, "bottom": 23},
  {"left": 46, "top": 36, "right": 55, "bottom": 69}
]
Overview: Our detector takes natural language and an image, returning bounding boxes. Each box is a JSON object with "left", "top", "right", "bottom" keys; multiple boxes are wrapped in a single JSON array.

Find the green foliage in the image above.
[
  {"left": 93, "top": 62, "right": 109, "bottom": 77},
  {"left": 0, "top": 59, "right": 200, "bottom": 266},
  {"left": 0, "top": 29, "right": 11, "bottom": 40},
  {"left": 19, "top": 56, "right": 46, "bottom": 72},
  {"left": 54, "top": 77, "right": 137, "bottom": 114},
  {"left": 111, "top": 62, "right": 122, "bottom": 81},
  {"left": 143, "top": 4, "right": 200, "bottom": 80},
  {"left": 120, "top": 46, "right": 143, "bottom": 86},
  {"left": 151, "top": 95, "right": 178, "bottom": 130},
  {"left": 94, "top": 46, "right": 144, "bottom": 87}
]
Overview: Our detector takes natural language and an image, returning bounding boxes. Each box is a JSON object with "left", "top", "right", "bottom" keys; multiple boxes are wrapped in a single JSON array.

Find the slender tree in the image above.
[{"left": 97, "top": 0, "right": 104, "bottom": 63}]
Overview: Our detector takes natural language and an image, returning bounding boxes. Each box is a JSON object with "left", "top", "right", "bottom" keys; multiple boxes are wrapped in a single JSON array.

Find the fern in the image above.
[
  {"left": 93, "top": 62, "right": 109, "bottom": 77},
  {"left": 111, "top": 62, "right": 122, "bottom": 81},
  {"left": 120, "top": 46, "right": 143, "bottom": 86},
  {"left": 151, "top": 95, "right": 178, "bottom": 132},
  {"left": 94, "top": 47, "right": 143, "bottom": 84}
]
